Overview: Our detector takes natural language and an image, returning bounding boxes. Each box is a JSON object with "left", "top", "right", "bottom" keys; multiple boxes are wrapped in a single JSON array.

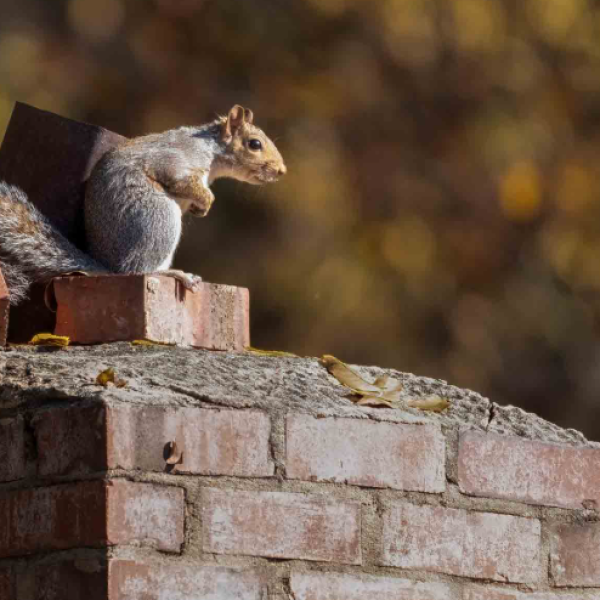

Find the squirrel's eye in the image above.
[{"left": 248, "top": 139, "right": 262, "bottom": 151}]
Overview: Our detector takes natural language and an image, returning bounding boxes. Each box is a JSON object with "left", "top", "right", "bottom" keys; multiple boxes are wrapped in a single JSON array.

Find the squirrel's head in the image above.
[{"left": 218, "top": 105, "right": 286, "bottom": 185}]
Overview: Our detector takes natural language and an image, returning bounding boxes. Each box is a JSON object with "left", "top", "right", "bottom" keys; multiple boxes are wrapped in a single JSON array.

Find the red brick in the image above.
[
  {"left": 550, "top": 521, "right": 600, "bottom": 586},
  {"left": 202, "top": 489, "right": 361, "bottom": 564},
  {"left": 0, "top": 416, "right": 25, "bottom": 482},
  {"left": 458, "top": 431, "right": 600, "bottom": 509},
  {"left": 381, "top": 502, "right": 542, "bottom": 583},
  {"left": 0, "top": 480, "right": 183, "bottom": 557},
  {"left": 106, "top": 480, "right": 184, "bottom": 552},
  {"left": 34, "top": 404, "right": 273, "bottom": 478},
  {"left": 53, "top": 275, "right": 250, "bottom": 350},
  {"left": 0, "top": 482, "right": 106, "bottom": 557},
  {"left": 465, "top": 588, "right": 597, "bottom": 600},
  {"left": 34, "top": 405, "right": 107, "bottom": 477},
  {"left": 290, "top": 571, "right": 453, "bottom": 600},
  {"left": 108, "top": 560, "right": 264, "bottom": 600},
  {"left": 108, "top": 405, "right": 273, "bottom": 477},
  {"left": 2, "top": 559, "right": 265, "bottom": 600},
  {"left": 0, "top": 266, "right": 8, "bottom": 346},
  {"left": 32, "top": 559, "right": 108, "bottom": 600},
  {"left": 286, "top": 416, "right": 445, "bottom": 492}
]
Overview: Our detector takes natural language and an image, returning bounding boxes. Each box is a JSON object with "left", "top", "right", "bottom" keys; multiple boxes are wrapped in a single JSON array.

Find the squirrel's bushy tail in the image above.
[{"left": 0, "top": 182, "right": 105, "bottom": 304}]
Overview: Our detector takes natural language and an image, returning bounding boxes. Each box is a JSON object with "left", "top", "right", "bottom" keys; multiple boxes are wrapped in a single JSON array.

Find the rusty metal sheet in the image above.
[{"left": 0, "top": 102, "right": 127, "bottom": 248}]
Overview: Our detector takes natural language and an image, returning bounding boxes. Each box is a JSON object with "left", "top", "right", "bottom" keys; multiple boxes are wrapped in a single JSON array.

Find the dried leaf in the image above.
[
  {"left": 96, "top": 368, "right": 115, "bottom": 386},
  {"left": 355, "top": 394, "right": 394, "bottom": 407},
  {"left": 407, "top": 395, "right": 450, "bottom": 412},
  {"left": 245, "top": 346, "right": 299, "bottom": 358},
  {"left": 165, "top": 441, "right": 183, "bottom": 465},
  {"left": 29, "top": 333, "right": 70, "bottom": 347},
  {"left": 380, "top": 388, "right": 404, "bottom": 403},
  {"left": 131, "top": 339, "right": 173, "bottom": 346},
  {"left": 96, "top": 367, "right": 127, "bottom": 388},
  {"left": 322, "top": 355, "right": 405, "bottom": 408},
  {"left": 321, "top": 355, "right": 382, "bottom": 394},
  {"left": 373, "top": 374, "right": 390, "bottom": 388},
  {"left": 373, "top": 374, "right": 403, "bottom": 393}
]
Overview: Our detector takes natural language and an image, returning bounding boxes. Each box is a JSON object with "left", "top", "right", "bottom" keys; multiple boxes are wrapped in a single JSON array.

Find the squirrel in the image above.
[{"left": 0, "top": 105, "right": 286, "bottom": 304}]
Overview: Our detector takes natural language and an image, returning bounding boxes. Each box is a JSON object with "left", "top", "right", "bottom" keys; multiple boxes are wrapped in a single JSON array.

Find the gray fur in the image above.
[
  {"left": 0, "top": 182, "right": 105, "bottom": 304},
  {"left": 0, "top": 110, "right": 285, "bottom": 305},
  {"left": 85, "top": 125, "right": 222, "bottom": 272}
]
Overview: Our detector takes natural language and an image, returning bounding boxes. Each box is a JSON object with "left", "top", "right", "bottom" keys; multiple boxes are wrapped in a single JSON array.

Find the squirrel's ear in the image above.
[
  {"left": 224, "top": 105, "right": 245, "bottom": 139},
  {"left": 243, "top": 107, "right": 254, "bottom": 124}
]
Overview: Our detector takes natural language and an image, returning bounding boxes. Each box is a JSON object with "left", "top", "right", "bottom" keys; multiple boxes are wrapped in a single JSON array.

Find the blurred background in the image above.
[{"left": 2, "top": 0, "right": 600, "bottom": 438}]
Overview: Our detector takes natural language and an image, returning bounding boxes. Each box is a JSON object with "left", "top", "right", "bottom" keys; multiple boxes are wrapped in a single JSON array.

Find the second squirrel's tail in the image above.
[{"left": 0, "top": 182, "right": 106, "bottom": 304}]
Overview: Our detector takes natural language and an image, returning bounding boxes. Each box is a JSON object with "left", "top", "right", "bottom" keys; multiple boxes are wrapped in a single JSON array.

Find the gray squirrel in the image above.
[{"left": 0, "top": 105, "right": 286, "bottom": 304}]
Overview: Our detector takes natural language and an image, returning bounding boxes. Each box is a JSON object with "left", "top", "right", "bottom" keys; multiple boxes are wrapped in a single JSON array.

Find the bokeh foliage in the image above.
[{"left": 2, "top": 0, "right": 600, "bottom": 437}]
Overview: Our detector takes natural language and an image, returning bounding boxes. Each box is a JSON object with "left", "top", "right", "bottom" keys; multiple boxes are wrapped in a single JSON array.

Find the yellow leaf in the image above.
[
  {"left": 373, "top": 374, "right": 404, "bottom": 393},
  {"left": 355, "top": 394, "right": 394, "bottom": 408},
  {"left": 29, "top": 333, "right": 70, "bottom": 347},
  {"left": 245, "top": 346, "right": 299, "bottom": 358},
  {"left": 322, "top": 355, "right": 405, "bottom": 408},
  {"left": 95, "top": 367, "right": 127, "bottom": 388},
  {"left": 407, "top": 395, "right": 450, "bottom": 412},
  {"left": 321, "top": 355, "right": 382, "bottom": 394},
  {"left": 373, "top": 374, "right": 390, "bottom": 388},
  {"left": 131, "top": 339, "right": 173, "bottom": 346}
]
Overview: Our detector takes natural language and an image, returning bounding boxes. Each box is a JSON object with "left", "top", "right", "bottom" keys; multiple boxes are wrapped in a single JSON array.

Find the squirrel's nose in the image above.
[{"left": 278, "top": 164, "right": 287, "bottom": 176}]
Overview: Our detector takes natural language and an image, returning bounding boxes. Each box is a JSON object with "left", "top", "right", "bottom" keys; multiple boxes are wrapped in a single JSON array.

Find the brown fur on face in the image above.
[{"left": 217, "top": 105, "right": 287, "bottom": 185}]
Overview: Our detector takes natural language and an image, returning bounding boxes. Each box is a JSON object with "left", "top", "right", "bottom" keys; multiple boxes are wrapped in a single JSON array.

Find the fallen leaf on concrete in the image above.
[
  {"left": 373, "top": 374, "right": 404, "bottom": 393},
  {"left": 321, "top": 355, "right": 404, "bottom": 407},
  {"left": 407, "top": 395, "right": 450, "bottom": 412},
  {"left": 322, "top": 355, "right": 383, "bottom": 393},
  {"left": 29, "top": 333, "right": 70, "bottom": 347},
  {"left": 355, "top": 394, "right": 394, "bottom": 407},
  {"left": 95, "top": 367, "right": 127, "bottom": 388},
  {"left": 245, "top": 346, "right": 299, "bottom": 358},
  {"left": 131, "top": 339, "right": 174, "bottom": 346}
]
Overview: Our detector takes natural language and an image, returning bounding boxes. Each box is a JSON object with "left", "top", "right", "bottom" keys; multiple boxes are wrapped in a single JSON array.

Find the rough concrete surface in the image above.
[
  {"left": 0, "top": 343, "right": 592, "bottom": 447},
  {"left": 0, "top": 343, "right": 586, "bottom": 445}
]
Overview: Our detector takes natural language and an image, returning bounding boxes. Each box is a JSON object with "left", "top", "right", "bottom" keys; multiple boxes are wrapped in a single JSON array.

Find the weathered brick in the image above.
[
  {"left": 0, "top": 416, "right": 25, "bottom": 482},
  {"left": 286, "top": 416, "right": 445, "bottom": 491},
  {"left": 107, "top": 480, "right": 184, "bottom": 552},
  {"left": 53, "top": 275, "right": 250, "bottom": 350},
  {"left": 108, "top": 405, "right": 274, "bottom": 477},
  {"left": 34, "top": 405, "right": 107, "bottom": 477},
  {"left": 108, "top": 560, "right": 264, "bottom": 600},
  {"left": 290, "top": 571, "right": 454, "bottom": 600},
  {"left": 550, "top": 522, "right": 600, "bottom": 586},
  {"left": 0, "top": 480, "right": 183, "bottom": 557},
  {"left": 465, "top": 587, "right": 600, "bottom": 600},
  {"left": 32, "top": 559, "right": 108, "bottom": 600},
  {"left": 202, "top": 489, "right": 361, "bottom": 564},
  {"left": 34, "top": 403, "right": 273, "bottom": 478},
  {"left": 0, "top": 266, "right": 8, "bottom": 346},
  {"left": 0, "top": 482, "right": 106, "bottom": 558},
  {"left": 381, "top": 502, "right": 542, "bottom": 583},
  {"left": 459, "top": 431, "right": 600, "bottom": 509}
]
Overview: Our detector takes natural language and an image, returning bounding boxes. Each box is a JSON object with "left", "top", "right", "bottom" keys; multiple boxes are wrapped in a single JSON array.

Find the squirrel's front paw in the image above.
[{"left": 157, "top": 269, "right": 203, "bottom": 292}]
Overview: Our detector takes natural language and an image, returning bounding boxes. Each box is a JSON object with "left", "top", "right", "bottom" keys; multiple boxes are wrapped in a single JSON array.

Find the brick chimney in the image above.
[{"left": 1, "top": 344, "right": 599, "bottom": 599}]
